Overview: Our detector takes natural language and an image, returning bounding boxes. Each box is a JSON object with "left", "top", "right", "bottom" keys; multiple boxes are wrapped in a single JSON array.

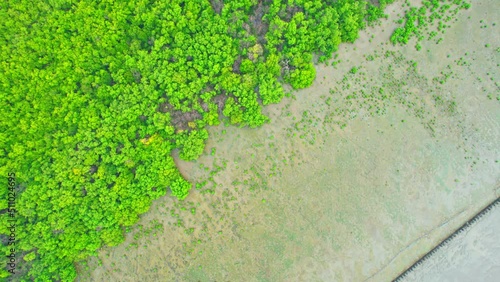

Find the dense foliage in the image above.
[{"left": 1, "top": 0, "right": 388, "bottom": 280}]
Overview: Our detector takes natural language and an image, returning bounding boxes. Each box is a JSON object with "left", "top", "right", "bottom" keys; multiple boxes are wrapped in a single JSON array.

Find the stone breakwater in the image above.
[{"left": 394, "top": 196, "right": 500, "bottom": 281}]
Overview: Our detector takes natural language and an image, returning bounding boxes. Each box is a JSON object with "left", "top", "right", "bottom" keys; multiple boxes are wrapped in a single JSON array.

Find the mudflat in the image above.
[{"left": 78, "top": 0, "right": 499, "bottom": 281}]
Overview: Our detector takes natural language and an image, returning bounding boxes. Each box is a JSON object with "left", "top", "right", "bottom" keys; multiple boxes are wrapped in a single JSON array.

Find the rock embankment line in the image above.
[{"left": 393, "top": 196, "right": 500, "bottom": 281}]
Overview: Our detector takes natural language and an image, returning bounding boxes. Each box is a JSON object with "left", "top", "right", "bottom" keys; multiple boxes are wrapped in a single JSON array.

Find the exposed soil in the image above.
[{"left": 158, "top": 101, "right": 202, "bottom": 131}]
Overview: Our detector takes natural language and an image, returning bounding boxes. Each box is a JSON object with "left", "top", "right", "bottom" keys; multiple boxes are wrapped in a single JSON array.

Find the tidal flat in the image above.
[{"left": 79, "top": 0, "right": 499, "bottom": 281}]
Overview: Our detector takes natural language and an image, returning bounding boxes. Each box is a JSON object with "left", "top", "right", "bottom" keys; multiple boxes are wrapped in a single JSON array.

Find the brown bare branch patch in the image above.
[{"left": 210, "top": 0, "right": 224, "bottom": 14}]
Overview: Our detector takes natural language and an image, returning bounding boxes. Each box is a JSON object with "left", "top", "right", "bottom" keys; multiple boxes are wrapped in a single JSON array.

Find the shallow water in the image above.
[{"left": 79, "top": 0, "right": 499, "bottom": 281}]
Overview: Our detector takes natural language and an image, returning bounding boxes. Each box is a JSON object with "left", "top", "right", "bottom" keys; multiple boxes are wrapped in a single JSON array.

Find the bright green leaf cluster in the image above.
[
  {"left": 0, "top": 0, "right": 389, "bottom": 280},
  {"left": 390, "top": 0, "right": 470, "bottom": 46}
]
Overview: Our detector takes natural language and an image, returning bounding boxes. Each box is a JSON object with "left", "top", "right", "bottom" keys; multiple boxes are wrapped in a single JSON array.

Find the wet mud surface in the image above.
[{"left": 78, "top": 1, "right": 499, "bottom": 281}]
